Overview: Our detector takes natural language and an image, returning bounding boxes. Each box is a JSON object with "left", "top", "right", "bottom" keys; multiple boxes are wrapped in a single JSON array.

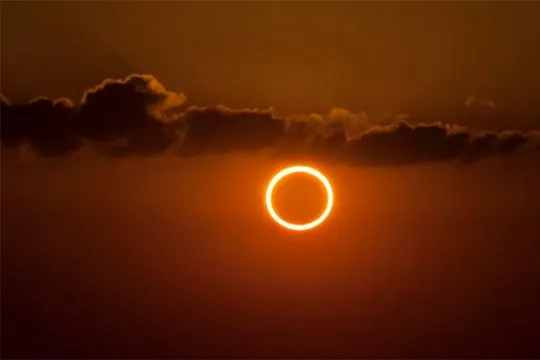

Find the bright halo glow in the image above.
[{"left": 265, "top": 165, "right": 334, "bottom": 231}]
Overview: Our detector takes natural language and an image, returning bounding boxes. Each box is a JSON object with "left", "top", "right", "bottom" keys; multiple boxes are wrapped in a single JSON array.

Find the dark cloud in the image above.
[
  {"left": 341, "top": 122, "right": 531, "bottom": 165},
  {"left": 179, "top": 105, "right": 285, "bottom": 155},
  {"left": 78, "top": 74, "right": 186, "bottom": 155},
  {"left": 465, "top": 94, "right": 495, "bottom": 110},
  {"left": 1, "top": 96, "right": 79, "bottom": 156},
  {"left": 1, "top": 94, "right": 12, "bottom": 105},
  {"left": 1, "top": 74, "right": 538, "bottom": 164},
  {"left": 1, "top": 74, "right": 186, "bottom": 156}
]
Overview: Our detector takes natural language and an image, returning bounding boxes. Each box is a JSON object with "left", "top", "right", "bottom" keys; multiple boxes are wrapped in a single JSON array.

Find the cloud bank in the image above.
[{"left": 2, "top": 74, "right": 538, "bottom": 165}]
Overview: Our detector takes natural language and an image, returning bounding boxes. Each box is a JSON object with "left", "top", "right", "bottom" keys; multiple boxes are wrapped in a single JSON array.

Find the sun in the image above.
[{"left": 265, "top": 165, "right": 334, "bottom": 231}]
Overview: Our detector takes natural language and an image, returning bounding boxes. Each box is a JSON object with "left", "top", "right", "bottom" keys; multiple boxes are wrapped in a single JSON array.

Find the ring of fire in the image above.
[{"left": 265, "top": 165, "right": 334, "bottom": 231}]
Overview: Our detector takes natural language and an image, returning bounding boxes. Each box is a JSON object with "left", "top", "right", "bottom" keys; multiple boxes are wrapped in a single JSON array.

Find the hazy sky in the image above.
[
  {"left": 3, "top": 152, "right": 540, "bottom": 358},
  {"left": 2, "top": 3, "right": 540, "bottom": 358},
  {"left": 2, "top": 1, "right": 540, "bottom": 124}
]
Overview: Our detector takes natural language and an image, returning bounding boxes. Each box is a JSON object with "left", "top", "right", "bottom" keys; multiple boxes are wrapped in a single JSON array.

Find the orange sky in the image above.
[
  {"left": 2, "top": 1, "right": 540, "bottom": 127},
  {"left": 2, "top": 3, "right": 540, "bottom": 357},
  {"left": 3, "top": 151, "right": 540, "bottom": 357}
]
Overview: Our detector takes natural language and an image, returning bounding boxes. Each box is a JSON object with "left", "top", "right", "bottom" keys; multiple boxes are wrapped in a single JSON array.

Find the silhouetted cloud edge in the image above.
[{"left": 1, "top": 74, "right": 538, "bottom": 165}]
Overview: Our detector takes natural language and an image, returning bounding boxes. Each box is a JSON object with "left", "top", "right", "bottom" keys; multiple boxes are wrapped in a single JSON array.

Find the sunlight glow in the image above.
[{"left": 265, "top": 165, "right": 334, "bottom": 231}]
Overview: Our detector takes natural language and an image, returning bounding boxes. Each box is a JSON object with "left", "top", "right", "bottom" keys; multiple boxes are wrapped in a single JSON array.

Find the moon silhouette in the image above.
[{"left": 265, "top": 165, "right": 334, "bottom": 231}]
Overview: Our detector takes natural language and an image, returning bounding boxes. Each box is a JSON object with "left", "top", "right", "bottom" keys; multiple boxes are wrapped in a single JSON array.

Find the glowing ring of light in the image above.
[{"left": 265, "top": 165, "right": 334, "bottom": 231}]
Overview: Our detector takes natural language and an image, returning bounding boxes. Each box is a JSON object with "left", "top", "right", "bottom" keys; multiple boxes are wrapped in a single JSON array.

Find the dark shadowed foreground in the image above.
[{"left": 2, "top": 152, "right": 540, "bottom": 358}]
